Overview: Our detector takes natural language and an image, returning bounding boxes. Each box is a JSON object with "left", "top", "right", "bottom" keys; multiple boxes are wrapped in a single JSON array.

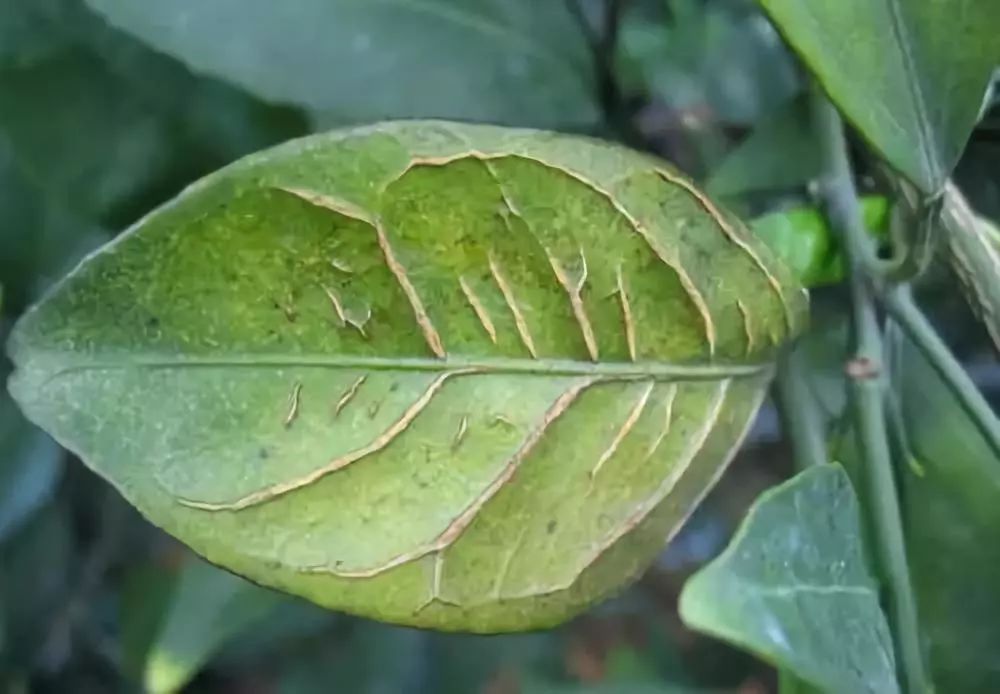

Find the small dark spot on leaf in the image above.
[
  {"left": 258, "top": 448, "right": 270, "bottom": 460},
  {"left": 546, "top": 520, "right": 558, "bottom": 534},
  {"left": 389, "top": 382, "right": 399, "bottom": 392},
  {"left": 146, "top": 316, "right": 160, "bottom": 328}
]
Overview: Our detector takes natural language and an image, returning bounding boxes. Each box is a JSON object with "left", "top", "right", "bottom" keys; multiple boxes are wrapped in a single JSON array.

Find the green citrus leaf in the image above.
[
  {"left": 759, "top": 0, "right": 999, "bottom": 193},
  {"left": 679, "top": 464, "right": 899, "bottom": 694},
  {"left": 887, "top": 326, "right": 1000, "bottom": 692},
  {"left": 143, "top": 556, "right": 287, "bottom": 694},
  {"left": 7, "top": 121, "right": 806, "bottom": 631},
  {"left": 82, "top": 0, "right": 597, "bottom": 129}
]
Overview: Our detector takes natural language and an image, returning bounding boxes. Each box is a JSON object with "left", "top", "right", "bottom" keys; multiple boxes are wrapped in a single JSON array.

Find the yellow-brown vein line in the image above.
[
  {"left": 407, "top": 152, "right": 716, "bottom": 355},
  {"left": 654, "top": 168, "right": 793, "bottom": 331},
  {"left": 584, "top": 379, "right": 731, "bottom": 568},
  {"left": 277, "top": 185, "right": 442, "bottom": 355},
  {"left": 616, "top": 265, "right": 637, "bottom": 361},
  {"left": 736, "top": 299, "right": 756, "bottom": 355},
  {"left": 488, "top": 251, "right": 538, "bottom": 358},
  {"left": 452, "top": 414, "right": 469, "bottom": 451},
  {"left": 311, "top": 377, "right": 597, "bottom": 578},
  {"left": 590, "top": 380, "right": 655, "bottom": 479},
  {"left": 458, "top": 275, "right": 498, "bottom": 344},
  {"left": 334, "top": 375, "right": 367, "bottom": 417},
  {"left": 277, "top": 186, "right": 373, "bottom": 222},
  {"left": 645, "top": 383, "right": 679, "bottom": 459},
  {"left": 178, "top": 370, "right": 472, "bottom": 511},
  {"left": 512, "top": 156, "right": 716, "bottom": 356},
  {"left": 321, "top": 284, "right": 348, "bottom": 326},
  {"left": 374, "top": 220, "right": 446, "bottom": 358},
  {"left": 634, "top": 382, "right": 766, "bottom": 587},
  {"left": 546, "top": 249, "right": 599, "bottom": 361},
  {"left": 284, "top": 381, "right": 303, "bottom": 428}
]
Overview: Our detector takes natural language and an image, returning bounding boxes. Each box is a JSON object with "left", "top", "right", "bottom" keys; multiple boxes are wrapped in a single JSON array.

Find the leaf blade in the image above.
[
  {"left": 8, "top": 121, "right": 806, "bottom": 631},
  {"left": 83, "top": 0, "right": 598, "bottom": 128},
  {"left": 679, "top": 464, "right": 899, "bottom": 694},
  {"left": 760, "top": 0, "right": 999, "bottom": 192}
]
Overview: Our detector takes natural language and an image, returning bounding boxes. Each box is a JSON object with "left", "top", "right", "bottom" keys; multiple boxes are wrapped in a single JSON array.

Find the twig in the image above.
[
  {"left": 811, "top": 90, "right": 930, "bottom": 694},
  {"left": 882, "top": 284, "right": 1000, "bottom": 459}
]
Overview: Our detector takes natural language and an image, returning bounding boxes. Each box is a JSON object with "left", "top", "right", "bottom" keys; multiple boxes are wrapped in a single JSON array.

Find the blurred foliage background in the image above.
[{"left": 0, "top": 0, "right": 996, "bottom": 692}]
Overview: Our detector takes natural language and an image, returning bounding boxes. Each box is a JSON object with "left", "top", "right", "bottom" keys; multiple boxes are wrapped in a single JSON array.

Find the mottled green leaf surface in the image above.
[
  {"left": 887, "top": 328, "right": 1000, "bottom": 692},
  {"left": 679, "top": 465, "right": 899, "bottom": 694},
  {"left": 83, "top": 0, "right": 597, "bottom": 128},
  {"left": 760, "top": 0, "right": 999, "bottom": 193},
  {"left": 7, "top": 121, "right": 806, "bottom": 631}
]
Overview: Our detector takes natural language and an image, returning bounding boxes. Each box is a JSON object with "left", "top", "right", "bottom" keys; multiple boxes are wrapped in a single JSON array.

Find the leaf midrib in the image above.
[
  {"left": 883, "top": 0, "right": 939, "bottom": 188},
  {"left": 22, "top": 352, "right": 771, "bottom": 382}
]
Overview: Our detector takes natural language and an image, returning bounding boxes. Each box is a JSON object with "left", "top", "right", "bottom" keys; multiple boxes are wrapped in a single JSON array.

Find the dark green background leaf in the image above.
[
  {"left": 887, "top": 326, "right": 1000, "bottom": 692},
  {"left": 707, "top": 97, "right": 820, "bottom": 197},
  {"left": 760, "top": 0, "right": 999, "bottom": 192},
  {"left": 142, "top": 557, "right": 288, "bottom": 694},
  {"left": 84, "top": 0, "right": 598, "bottom": 128}
]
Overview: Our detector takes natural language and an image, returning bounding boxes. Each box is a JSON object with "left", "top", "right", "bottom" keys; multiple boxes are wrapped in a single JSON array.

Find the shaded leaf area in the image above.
[
  {"left": 139, "top": 557, "right": 290, "bottom": 694},
  {"left": 886, "top": 327, "right": 1000, "bottom": 692},
  {"left": 750, "top": 197, "right": 889, "bottom": 287},
  {"left": 760, "top": 0, "right": 999, "bottom": 193},
  {"left": 0, "top": 1, "right": 305, "bottom": 221},
  {"left": 707, "top": 97, "right": 820, "bottom": 198},
  {"left": 9, "top": 121, "right": 805, "bottom": 632},
  {"left": 84, "top": 0, "right": 598, "bottom": 129},
  {"left": 616, "top": 0, "right": 799, "bottom": 125},
  {"left": 0, "top": 388, "right": 61, "bottom": 544},
  {"left": 679, "top": 464, "right": 899, "bottom": 694},
  {"left": 0, "top": 500, "right": 74, "bottom": 672},
  {"left": 615, "top": 0, "right": 801, "bottom": 178}
]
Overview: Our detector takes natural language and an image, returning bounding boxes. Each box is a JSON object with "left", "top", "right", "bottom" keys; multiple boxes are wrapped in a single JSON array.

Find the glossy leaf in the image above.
[
  {"left": 83, "top": 0, "right": 597, "bottom": 129},
  {"left": 886, "top": 327, "right": 1000, "bottom": 692},
  {"left": 8, "top": 121, "right": 806, "bottom": 631},
  {"left": 143, "top": 556, "right": 286, "bottom": 694},
  {"left": 760, "top": 0, "right": 999, "bottom": 193},
  {"left": 941, "top": 182, "right": 1000, "bottom": 353},
  {"left": 679, "top": 464, "right": 899, "bottom": 694},
  {"left": 750, "top": 196, "right": 889, "bottom": 287}
]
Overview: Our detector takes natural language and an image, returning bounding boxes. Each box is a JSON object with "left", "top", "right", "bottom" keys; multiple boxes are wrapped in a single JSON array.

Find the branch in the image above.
[
  {"left": 882, "top": 285, "right": 1000, "bottom": 459},
  {"left": 811, "top": 90, "right": 930, "bottom": 694}
]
